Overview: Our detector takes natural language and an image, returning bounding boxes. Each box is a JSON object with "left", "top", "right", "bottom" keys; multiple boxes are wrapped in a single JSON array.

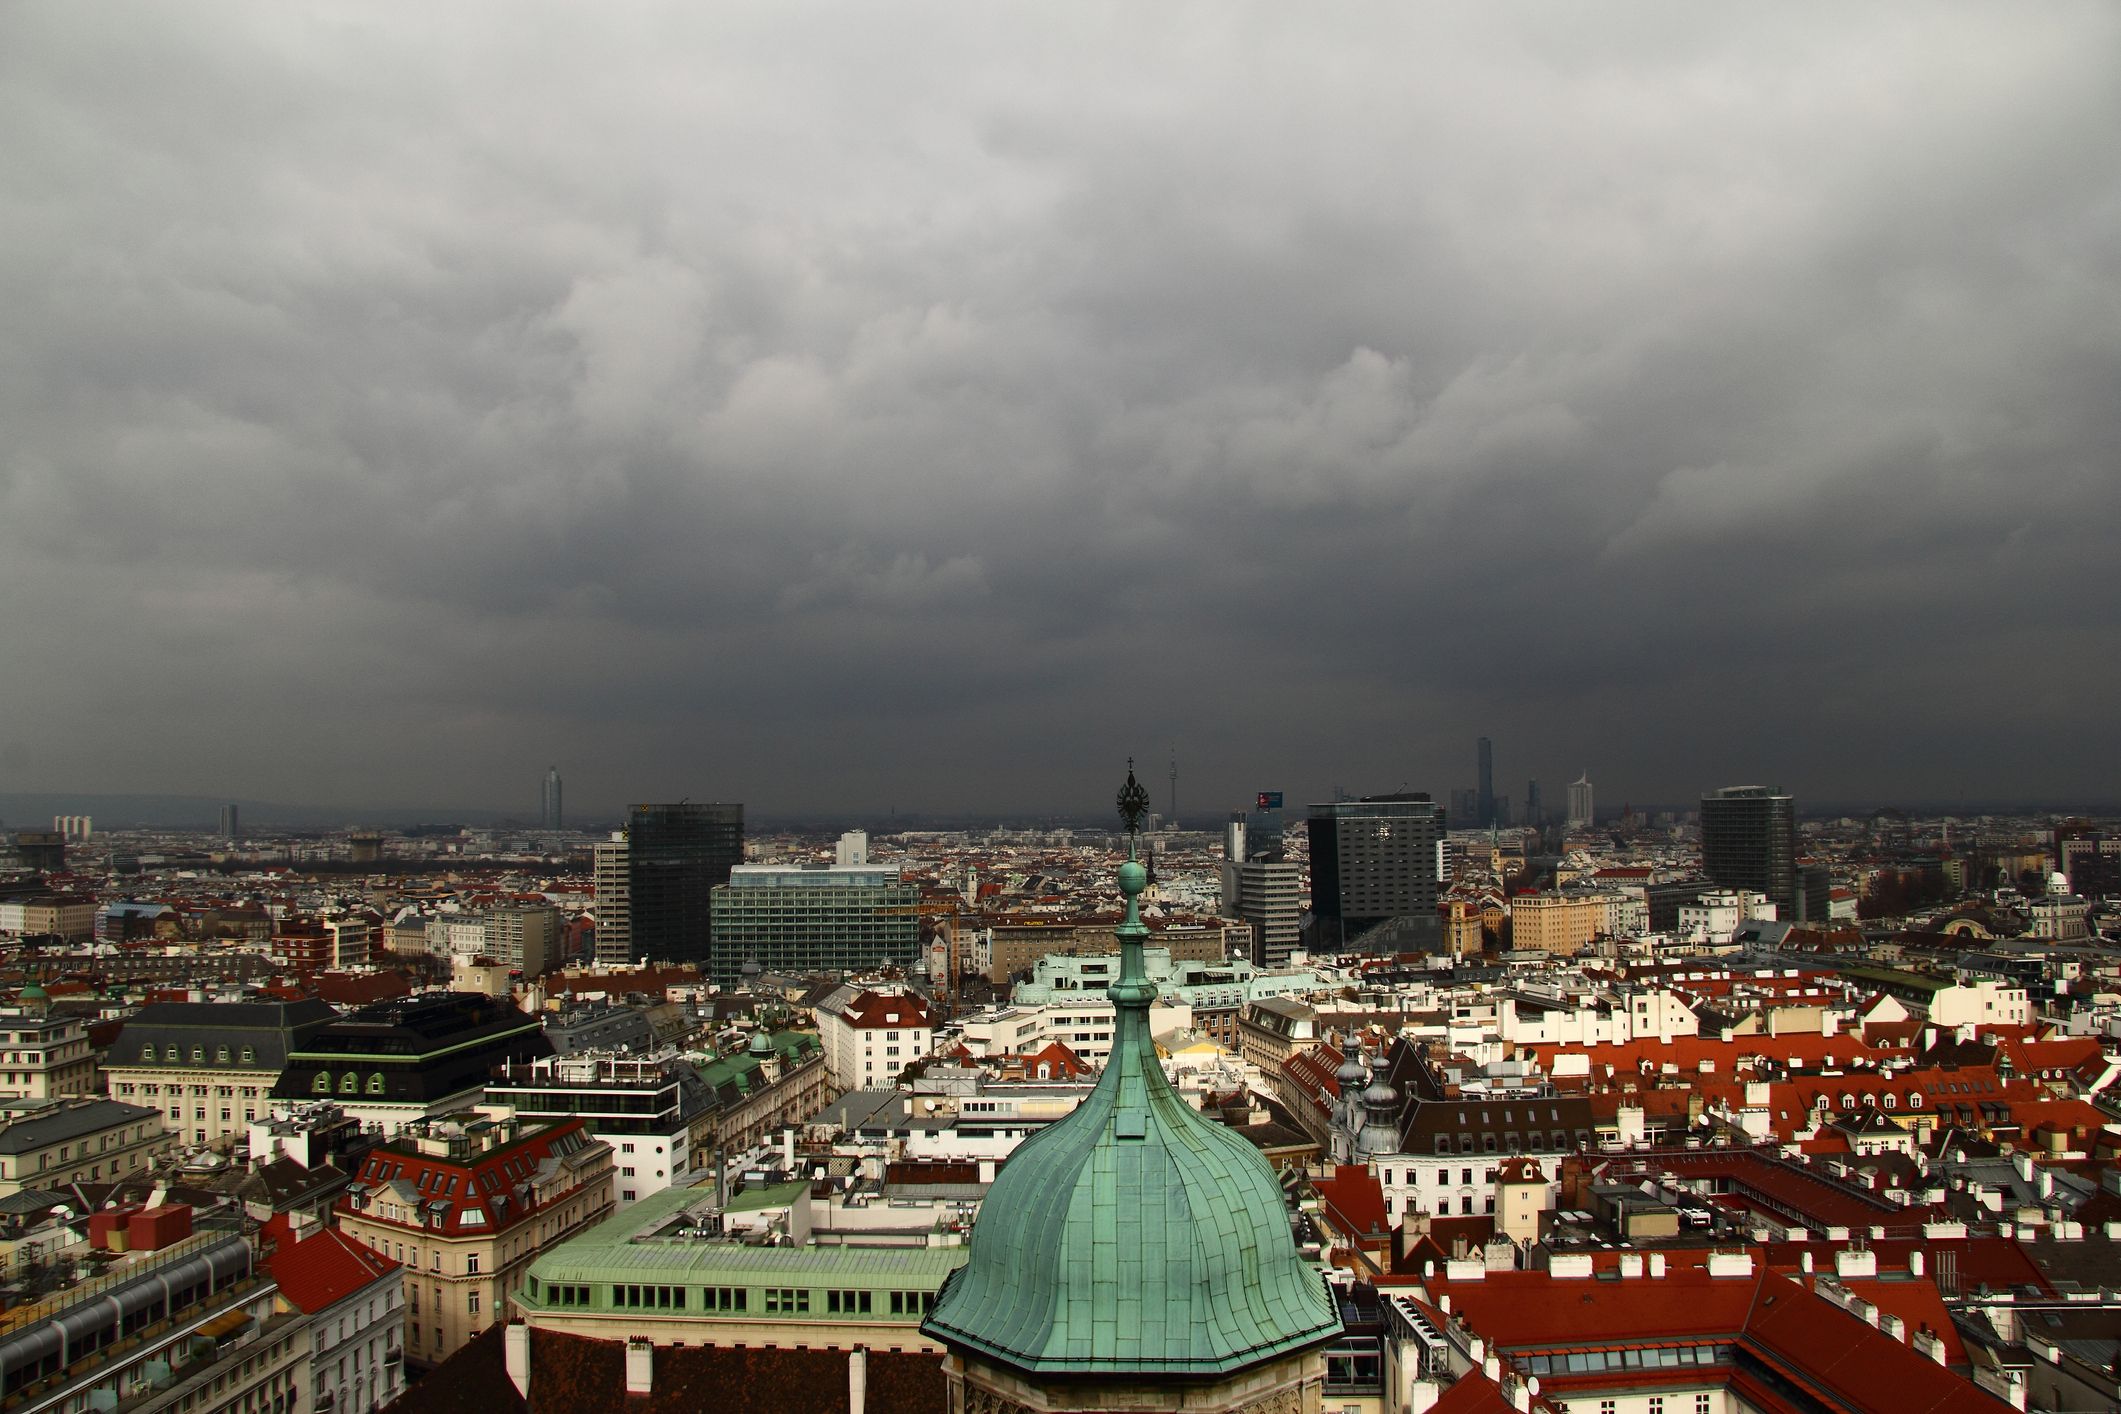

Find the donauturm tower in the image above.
[{"left": 923, "top": 762, "right": 1342, "bottom": 1413}]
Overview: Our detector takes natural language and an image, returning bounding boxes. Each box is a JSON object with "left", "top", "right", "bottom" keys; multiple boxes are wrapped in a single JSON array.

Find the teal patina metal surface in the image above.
[{"left": 922, "top": 763, "right": 1341, "bottom": 1376}]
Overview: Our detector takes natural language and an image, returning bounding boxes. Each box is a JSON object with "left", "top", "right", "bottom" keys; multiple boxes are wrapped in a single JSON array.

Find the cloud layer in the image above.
[{"left": 3, "top": 3, "right": 2117, "bottom": 816}]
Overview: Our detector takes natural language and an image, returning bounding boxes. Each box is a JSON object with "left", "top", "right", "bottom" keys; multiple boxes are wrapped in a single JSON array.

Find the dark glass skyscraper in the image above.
[
  {"left": 1700, "top": 786, "right": 1796, "bottom": 919},
  {"left": 626, "top": 802, "right": 743, "bottom": 967},
  {"left": 541, "top": 767, "right": 563, "bottom": 830},
  {"left": 1306, "top": 792, "right": 1447, "bottom": 953}
]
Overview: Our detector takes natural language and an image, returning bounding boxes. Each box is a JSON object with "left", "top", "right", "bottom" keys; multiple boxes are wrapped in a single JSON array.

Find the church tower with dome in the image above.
[{"left": 922, "top": 763, "right": 1342, "bottom": 1413}]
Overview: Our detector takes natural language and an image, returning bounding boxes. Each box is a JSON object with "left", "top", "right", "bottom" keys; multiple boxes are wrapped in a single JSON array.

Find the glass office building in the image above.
[{"left": 708, "top": 864, "right": 921, "bottom": 984}]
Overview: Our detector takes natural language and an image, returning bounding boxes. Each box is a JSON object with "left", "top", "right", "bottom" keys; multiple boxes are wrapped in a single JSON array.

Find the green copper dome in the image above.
[{"left": 923, "top": 765, "right": 1339, "bottom": 1377}]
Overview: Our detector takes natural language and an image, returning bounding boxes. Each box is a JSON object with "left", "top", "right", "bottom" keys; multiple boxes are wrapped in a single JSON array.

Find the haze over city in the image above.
[{"left": 3, "top": 4, "right": 2117, "bottom": 818}]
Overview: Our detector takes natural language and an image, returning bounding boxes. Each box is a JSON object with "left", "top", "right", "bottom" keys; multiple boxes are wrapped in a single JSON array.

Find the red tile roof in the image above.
[{"left": 269, "top": 1227, "right": 397, "bottom": 1313}]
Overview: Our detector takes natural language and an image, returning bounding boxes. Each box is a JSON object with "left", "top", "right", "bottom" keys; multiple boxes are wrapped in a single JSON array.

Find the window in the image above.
[
  {"left": 466, "top": 1256, "right": 479, "bottom": 1275},
  {"left": 367, "top": 1074, "right": 386, "bottom": 1095},
  {"left": 313, "top": 1073, "right": 333, "bottom": 1094},
  {"left": 1649, "top": 1399, "right": 1664, "bottom": 1414},
  {"left": 1696, "top": 1397, "right": 1712, "bottom": 1414},
  {"left": 467, "top": 1293, "right": 480, "bottom": 1314}
]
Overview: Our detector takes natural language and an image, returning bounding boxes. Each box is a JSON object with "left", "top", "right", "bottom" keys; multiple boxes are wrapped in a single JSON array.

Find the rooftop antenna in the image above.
[{"left": 1168, "top": 750, "right": 1178, "bottom": 830}]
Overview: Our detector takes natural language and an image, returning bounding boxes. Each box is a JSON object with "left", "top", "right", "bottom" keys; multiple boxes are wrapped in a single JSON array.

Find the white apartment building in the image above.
[
  {"left": 956, "top": 997, "right": 1193, "bottom": 1068},
  {"left": 815, "top": 987, "right": 937, "bottom": 1090},
  {"left": 1678, "top": 889, "right": 1776, "bottom": 943},
  {"left": 0, "top": 1007, "right": 97, "bottom": 1100}
]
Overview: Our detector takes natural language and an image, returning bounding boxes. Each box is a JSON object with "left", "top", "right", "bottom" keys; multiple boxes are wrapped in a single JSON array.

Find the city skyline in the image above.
[{"left": 3, "top": 6, "right": 2117, "bottom": 817}]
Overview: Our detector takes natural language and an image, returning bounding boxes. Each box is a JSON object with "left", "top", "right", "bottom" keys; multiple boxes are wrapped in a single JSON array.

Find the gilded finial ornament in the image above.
[{"left": 1116, "top": 759, "right": 1150, "bottom": 835}]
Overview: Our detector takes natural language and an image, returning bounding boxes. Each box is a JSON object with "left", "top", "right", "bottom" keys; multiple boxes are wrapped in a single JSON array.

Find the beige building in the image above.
[
  {"left": 0, "top": 896, "right": 96, "bottom": 941},
  {"left": 0, "top": 1004, "right": 97, "bottom": 1099},
  {"left": 0, "top": 1097, "right": 172, "bottom": 1196},
  {"left": 984, "top": 919, "right": 1237, "bottom": 983},
  {"left": 334, "top": 1114, "right": 615, "bottom": 1369},
  {"left": 105, "top": 999, "right": 337, "bottom": 1150},
  {"left": 1237, "top": 996, "right": 1321, "bottom": 1073},
  {"left": 1506, "top": 891, "right": 1609, "bottom": 957}
]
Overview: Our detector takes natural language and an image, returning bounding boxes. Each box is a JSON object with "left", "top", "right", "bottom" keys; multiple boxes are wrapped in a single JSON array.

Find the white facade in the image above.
[
  {"left": 835, "top": 831, "right": 870, "bottom": 866},
  {"left": 816, "top": 989, "right": 937, "bottom": 1091},
  {"left": 308, "top": 1256, "right": 407, "bottom": 1414},
  {"left": 1929, "top": 980, "right": 2031, "bottom": 1028},
  {"left": 1678, "top": 889, "right": 1775, "bottom": 943},
  {"left": 956, "top": 998, "right": 1192, "bottom": 1067},
  {"left": 1566, "top": 774, "right": 1594, "bottom": 830}
]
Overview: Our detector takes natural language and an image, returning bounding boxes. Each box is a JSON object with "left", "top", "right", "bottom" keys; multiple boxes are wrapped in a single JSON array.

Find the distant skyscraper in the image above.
[
  {"left": 1306, "top": 793, "right": 1447, "bottom": 953},
  {"left": 1567, "top": 773, "right": 1594, "bottom": 830},
  {"left": 835, "top": 830, "right": 869, "bottom": 866},
  {"left": 1476, "top": 738, "right": 1495, "bottom": 827},
  {"left": 541, "top": 767, "right": 563, "bottom": 830},
  {"left": 1524, "top": 779, "right": 1542, "bottom": 828},
  {"left": 1701, "top": 785, "right": 1796, "bottom": 919},
  {"left": 626, "top": 802, "right": 742, "bottom": 968},
  {"left": 592, "top": 832, "right": 631, "bottom": 966},
  {"left": 218, "top": 803, "right": 240, "bottom": 840}
]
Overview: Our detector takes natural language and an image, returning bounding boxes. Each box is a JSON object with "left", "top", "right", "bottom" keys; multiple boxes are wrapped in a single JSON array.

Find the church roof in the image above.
[{"left": 922, "top": 775, "right": 1339, "bottom": 1377}]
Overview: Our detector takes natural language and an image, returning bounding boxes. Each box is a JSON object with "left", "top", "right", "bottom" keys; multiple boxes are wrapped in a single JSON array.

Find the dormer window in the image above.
[{"left": 313, "top": 1072, "right": 333, "bottom": 1094}]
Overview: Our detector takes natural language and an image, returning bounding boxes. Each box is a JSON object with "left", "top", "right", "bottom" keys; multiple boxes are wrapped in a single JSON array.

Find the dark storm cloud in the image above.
[{"left": 2, "top": 3, "right": 2117, "bottom": 817}]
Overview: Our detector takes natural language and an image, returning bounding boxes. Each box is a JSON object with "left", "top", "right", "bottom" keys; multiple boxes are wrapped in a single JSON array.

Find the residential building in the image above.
[
  {"left": 984, "top": 919, "right": 1237, "bottom": 984},
  {"left": 484, "top": 1053, "right": 706, "bottom": 1206},
  {"left": 814, "top": 987, "right": 935, "bottom": 1091},
  {"left": 707, "top": 864, "right": 919, "bottom": 985},
  {"left": 1701, "top": 784, "right": 1798, "bottom": 919},
  {"left": 271, "top": 993, "right": 551, "bottom": 1134},
  {"left": 1306, "top": 793, "right": 1448, "bottom": 953},
  {"left": 1506, "top": 891, "right": 1610, "bottom": 957},
  {"left": 592, "top": 833, "right": 631, "bottom": 967},
  {"left": 1228, "top": 856, "right": 1302, "bottom": 968},
  {"left": 335, "top": 1115, "right": 615, "bottom": 1368},
  {"left": 693, "top": 1031, "right": 832, "bottom": 1155},
  {"left": 270, "top": 1226, "right": 406, "bottom": 1414},
  {"left": 106, "top": 999, "right": 338, "bottom": 1150},
  {"left": 484, "top": 903, "right": 561, "bottom": 976},
  {"left": 0, "top": 1097, "right": 172, "bottom": 1196},
  {"left": 627, "top": 802, "right": 742, "bottom": 969},
  {"left": 0, "top": 1221, "right": 301, "bottom": 1414},
  {"left": 0, "top": 895, "right": 94, "bottom": 941},
  {"left": 1237, "top": 996, "right": 1322, "bottom": 1073},
  {"left": 0, "top": 1005, "right": 96, "bottom": 1100},
  {"left": 1567, "top": 772, "right": 1594, "bottom": 830}
]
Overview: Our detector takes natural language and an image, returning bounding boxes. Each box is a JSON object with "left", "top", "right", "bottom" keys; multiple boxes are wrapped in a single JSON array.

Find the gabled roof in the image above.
[{"left": 270, "top": 1226, "right": 398, "bottom": 1313}]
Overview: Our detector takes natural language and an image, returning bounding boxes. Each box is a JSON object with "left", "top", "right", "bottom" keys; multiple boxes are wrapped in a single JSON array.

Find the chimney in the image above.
[
  {"left": 1483, "top": 1354, "right": 1501, "bottom": 1382},
  {"left": 625, "top": 1341, "right": 653, "bottom": 1395},
  {"left": 504, "top": 1325, "right": 531, "bottom": 1398},
  {"left": 1909, "top": 1250, "right": 1925, "bottom": 1277},
  {"left": 848, "top": 1347, "right": 867, "bottom": 1414}
]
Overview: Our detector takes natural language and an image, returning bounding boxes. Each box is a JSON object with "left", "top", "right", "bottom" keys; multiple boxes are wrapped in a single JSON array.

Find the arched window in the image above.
[
  {"left": 340, "top": 1072, "right": 360, "bottom": 1095},
  {"left": 366, "top": 1074, "right": 386, "bottom": 1095},
  {"left": 1882, "top": 1094, "right": 1897, "bottom": 1109},
  {"left": 1909, "top": 1093, "right": 1923, "bottom": 1109},
  {"left": 313, "top": 1072, "right": 333, "bottom": 1094}
]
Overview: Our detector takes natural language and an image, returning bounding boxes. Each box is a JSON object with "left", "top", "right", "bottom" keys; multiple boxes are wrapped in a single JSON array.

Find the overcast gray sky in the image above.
[{"left": 3, "top": 3, "right": 2117, "bottom": 820}]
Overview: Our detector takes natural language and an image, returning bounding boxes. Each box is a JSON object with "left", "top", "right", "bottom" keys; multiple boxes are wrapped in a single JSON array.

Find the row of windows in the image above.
[
  {"left": 1525, "top": 1343, "right": 1727, "bottom": 1377},
  {"left": 527, "top": 1281, "right": 935, "bottom": 1317},
  {"left": 133, "top": 1044, "right": 259, "bottom": 1064},
  {"left": 314, "top": 1072, "right": 391, "bottom": 1095},
  {"left": 611, "top": 1284, "right": 687, "bottom": 1309}
]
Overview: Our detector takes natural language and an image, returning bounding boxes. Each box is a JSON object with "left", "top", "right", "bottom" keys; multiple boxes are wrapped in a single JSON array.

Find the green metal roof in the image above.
[
  {"left": 521, "top": 1186, "right": 967, "bottom": 1299},
  {"left": 922, "top": 787, "right": 1340, "bottom": 1377}
]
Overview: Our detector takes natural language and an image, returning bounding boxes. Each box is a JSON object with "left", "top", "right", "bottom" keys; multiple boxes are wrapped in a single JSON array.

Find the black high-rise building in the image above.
[
  {"left": 626, "top": 802, "right": 743, "bottom": 967},
  {"left": 1306, "top": 792, "right": 1447, "bottom": 954},
  {"left": 1700, "top": 786, "right": 1796, "bottom": 919},
  {"left": 1476, "top": 738, "right": 1495, "bottom": 827}
]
